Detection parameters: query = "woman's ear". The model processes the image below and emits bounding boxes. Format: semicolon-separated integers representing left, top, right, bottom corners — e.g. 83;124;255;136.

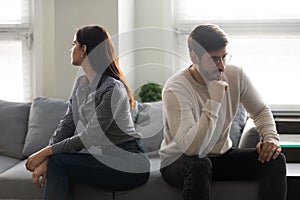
81;45;87;56
190;51;200;65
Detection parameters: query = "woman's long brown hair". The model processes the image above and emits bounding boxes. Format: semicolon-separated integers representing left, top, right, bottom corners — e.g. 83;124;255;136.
76;25;134;109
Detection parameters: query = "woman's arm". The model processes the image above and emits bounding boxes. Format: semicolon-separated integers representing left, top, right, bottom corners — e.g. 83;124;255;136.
51;80;131;153
25;146;53;172
31;159;48;188
49;99;76;145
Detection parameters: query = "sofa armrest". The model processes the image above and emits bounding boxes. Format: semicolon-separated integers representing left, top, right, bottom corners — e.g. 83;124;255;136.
238;119;260;148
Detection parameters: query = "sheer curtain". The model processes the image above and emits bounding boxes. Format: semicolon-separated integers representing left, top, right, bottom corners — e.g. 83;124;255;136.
0;0;31;102
173;0;300;107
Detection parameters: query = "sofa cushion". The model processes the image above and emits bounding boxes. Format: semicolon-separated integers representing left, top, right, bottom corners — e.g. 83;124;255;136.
134;101;163;156
115;169;182;200
133;102;247;154
0;160;43;199
230;104;247;147
131;101;139;123
115;157;259;200
0;100;31;159
238;119;260;148
22;97;68;157
0;155;21;174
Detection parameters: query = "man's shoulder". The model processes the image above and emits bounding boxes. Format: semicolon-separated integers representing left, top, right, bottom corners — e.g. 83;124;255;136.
225;64;242;73
224;65;244;79
165;68;190;87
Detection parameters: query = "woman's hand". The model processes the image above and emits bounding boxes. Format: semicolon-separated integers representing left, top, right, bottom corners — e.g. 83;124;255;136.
32;159;48;188
26;146;53;172
256;141;282;163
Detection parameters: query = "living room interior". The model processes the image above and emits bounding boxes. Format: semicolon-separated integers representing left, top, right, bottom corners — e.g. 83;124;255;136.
0;0;300;200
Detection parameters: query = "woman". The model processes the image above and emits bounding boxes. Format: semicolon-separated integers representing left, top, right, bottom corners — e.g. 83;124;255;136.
25;25;150;200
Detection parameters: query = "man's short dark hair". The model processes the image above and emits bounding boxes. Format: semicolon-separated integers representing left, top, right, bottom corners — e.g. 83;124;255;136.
188;24;228;57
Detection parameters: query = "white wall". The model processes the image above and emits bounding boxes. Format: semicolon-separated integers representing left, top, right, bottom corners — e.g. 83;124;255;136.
118;0;136;91
34;0;118;99
33;0;175;99
133;0;174;91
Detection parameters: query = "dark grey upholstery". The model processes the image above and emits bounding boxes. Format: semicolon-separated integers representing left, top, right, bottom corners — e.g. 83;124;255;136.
23;97;68;157
0;156;20;174
0;160;43;199
116;157;258;200
0;100;31;159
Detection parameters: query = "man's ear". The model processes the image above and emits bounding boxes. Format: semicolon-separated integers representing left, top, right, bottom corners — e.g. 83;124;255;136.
190;51;200;65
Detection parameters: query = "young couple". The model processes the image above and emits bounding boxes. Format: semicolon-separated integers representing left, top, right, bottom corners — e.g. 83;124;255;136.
26;24;286;200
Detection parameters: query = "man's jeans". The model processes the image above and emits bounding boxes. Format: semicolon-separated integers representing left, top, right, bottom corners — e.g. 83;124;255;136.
161;148;287;200
43;151;150;200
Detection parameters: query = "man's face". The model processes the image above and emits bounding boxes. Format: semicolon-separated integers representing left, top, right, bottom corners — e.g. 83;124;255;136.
198;47;228;81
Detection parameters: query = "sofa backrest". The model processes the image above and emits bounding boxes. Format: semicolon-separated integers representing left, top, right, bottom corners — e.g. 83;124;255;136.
131;101;163;156
0;100;31;159
0;97;249;160
22;97;68;157
131;101;248;156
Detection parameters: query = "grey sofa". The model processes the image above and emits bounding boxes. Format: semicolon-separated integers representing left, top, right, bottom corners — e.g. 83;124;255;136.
0;97;259;200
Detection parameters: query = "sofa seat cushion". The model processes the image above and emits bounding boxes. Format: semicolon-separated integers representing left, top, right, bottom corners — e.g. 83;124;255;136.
0;160;43;199
115;170;182;200
115;157;259;200
0;100;31;159
0;155;21;174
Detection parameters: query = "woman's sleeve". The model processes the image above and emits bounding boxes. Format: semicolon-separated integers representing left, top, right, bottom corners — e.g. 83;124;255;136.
49;76;85;154
51;82;129;154
49;99;84;154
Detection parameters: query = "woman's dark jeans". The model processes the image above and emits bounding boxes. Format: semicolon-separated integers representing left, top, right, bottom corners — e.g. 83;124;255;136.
161;148;287;200
43;140;150;200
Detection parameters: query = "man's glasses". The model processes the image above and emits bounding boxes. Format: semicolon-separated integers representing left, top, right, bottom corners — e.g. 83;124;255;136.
205;53;232;66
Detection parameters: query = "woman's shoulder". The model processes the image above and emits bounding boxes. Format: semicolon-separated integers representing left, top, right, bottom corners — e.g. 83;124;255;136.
100;75;124;89
71;75;88;92
96;75;126;97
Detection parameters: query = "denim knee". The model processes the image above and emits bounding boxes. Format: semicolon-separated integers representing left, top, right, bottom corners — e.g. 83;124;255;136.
184;156;212;179
271;153;286;175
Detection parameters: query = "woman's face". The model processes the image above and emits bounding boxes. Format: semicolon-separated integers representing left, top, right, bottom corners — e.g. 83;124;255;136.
70;34;84;66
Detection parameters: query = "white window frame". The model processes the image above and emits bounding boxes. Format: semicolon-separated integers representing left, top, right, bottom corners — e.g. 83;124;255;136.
0;0;32;102
173;0;300;110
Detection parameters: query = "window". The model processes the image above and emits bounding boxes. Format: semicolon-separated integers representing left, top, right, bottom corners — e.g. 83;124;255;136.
174;0;300;106
0;0;31;102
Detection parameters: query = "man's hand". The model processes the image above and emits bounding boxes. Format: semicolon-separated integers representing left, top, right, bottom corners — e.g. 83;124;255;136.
256;141;281;163
208;80;228;102
32;159;48;188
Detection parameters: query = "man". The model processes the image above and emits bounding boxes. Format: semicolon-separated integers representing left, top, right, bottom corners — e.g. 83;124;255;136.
159;24;286;200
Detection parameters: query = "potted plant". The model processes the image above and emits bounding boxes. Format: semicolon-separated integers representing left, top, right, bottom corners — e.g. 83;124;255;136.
138;82;163;103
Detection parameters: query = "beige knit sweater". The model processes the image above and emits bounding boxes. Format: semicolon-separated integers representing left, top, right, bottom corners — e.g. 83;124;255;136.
159;65;279;166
